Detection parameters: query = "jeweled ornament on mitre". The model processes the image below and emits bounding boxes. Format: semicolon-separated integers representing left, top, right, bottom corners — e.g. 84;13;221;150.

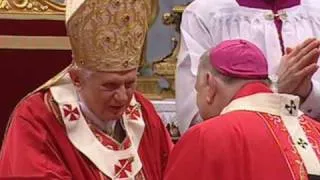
66;0;150;72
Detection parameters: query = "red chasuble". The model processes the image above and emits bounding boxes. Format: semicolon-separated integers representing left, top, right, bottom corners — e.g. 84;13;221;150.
0;89;173;179
165;83;320;180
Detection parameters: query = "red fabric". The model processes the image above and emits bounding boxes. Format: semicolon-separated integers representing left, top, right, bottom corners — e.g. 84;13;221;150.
259;113;309;179
89;125;132;151
0;20;66;36
0;18;70;144
164;82;320;180
301;116;320;159
236;0;300;10
232;82;273;99
0;49;71;144
0;91;173;179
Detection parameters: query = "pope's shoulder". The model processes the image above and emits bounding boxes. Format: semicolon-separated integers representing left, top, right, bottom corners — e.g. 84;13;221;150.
11;91;49;117
8;90;61;128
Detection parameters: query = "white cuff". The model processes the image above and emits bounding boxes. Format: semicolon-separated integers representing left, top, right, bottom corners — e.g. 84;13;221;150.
301;80;320;119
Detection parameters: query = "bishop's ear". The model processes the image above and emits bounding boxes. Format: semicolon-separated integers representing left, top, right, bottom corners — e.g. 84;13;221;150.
206;72;217;104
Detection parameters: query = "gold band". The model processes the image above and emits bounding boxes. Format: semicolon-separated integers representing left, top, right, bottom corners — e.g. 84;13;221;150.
0;35;70;50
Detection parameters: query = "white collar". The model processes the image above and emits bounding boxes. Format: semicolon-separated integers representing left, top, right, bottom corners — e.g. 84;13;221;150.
49;74;145;179
221;93;301;117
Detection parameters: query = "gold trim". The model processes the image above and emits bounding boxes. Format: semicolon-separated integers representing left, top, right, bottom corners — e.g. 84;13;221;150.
0;0;159;25
137;76;175;100
148;0;159;27
152;5;186;76
0;0;65;14
0;35;70;50
172;5;185;14
0;0;178;100
0;13;64;20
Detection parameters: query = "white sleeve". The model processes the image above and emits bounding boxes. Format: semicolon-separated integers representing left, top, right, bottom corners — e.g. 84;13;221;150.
284;2;320;120
177;10;213;76
176;9;212;134
300;80;320;119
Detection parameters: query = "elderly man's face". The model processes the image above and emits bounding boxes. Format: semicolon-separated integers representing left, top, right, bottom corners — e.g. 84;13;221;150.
72;68;137;121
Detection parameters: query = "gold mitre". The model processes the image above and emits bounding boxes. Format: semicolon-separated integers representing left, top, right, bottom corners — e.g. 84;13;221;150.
66;0;150;72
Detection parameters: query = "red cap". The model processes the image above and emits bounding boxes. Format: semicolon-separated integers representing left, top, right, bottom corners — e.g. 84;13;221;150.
209;39;268;79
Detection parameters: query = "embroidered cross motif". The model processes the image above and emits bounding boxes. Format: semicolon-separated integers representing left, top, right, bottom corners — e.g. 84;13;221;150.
297;138;308;149
114;157;134;178
62;104;80;121
285;100;297;115
126;104;140;120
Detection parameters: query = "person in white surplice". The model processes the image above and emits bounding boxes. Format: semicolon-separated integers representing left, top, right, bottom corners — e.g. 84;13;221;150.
176;0;320;134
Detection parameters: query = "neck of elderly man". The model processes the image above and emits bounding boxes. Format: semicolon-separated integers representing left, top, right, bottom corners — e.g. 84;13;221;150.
196;52;271;120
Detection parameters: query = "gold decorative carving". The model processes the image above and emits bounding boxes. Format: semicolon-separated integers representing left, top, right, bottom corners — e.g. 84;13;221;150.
0;0;9;10
137;76;175;100
153;37;178;76
152;5;185;76
136;5;186;99
141;4;186;99
148;0;159;27
0;0;159;21
0;0;188;100
0;0;65;14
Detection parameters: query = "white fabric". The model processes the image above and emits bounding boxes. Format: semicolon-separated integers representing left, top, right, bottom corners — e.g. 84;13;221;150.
176;0;320;134
65;0;86;23
152;100;176;125
221;93;320;175
49;75;145;179
301;80;320;118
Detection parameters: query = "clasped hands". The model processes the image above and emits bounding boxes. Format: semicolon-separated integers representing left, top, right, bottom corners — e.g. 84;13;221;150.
277;38;320;103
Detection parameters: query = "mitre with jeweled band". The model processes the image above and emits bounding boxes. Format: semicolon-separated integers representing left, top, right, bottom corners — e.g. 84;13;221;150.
33;0;151;92
66;0;150;72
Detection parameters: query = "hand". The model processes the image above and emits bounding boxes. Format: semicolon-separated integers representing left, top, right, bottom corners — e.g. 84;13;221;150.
277;38;320;101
